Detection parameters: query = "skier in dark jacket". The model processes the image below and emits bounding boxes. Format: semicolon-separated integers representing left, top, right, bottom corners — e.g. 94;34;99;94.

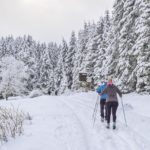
96;81;108;122
101;78;122;129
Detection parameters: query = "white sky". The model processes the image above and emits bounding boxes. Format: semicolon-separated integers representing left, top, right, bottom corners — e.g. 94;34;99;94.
0;0;114;43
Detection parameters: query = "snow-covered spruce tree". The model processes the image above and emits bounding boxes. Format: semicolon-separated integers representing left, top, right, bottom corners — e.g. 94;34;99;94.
66;31;77;90
99;0;150;93
103;10;111;49
31;42;43;90
97;1;131;92
105;0;150;93
111;0;138;93
72;22;96;90
83;21;103;77
71;42;80;91
58;39;69;93
77;22;91;72
71;26;88;90
131;0;150;93
0;36;14;58
0;56;28;100
13;36;23;57
39;43;50;92
54;45;67;95
0;37;6;58
100;0;125;82
94;11;112;83
24;35;37;87
82;22;96;78
15;35;37;91
47;42;59;94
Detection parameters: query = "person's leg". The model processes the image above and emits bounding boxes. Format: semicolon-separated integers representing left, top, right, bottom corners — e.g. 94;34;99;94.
101;101;105;118
112;102;118;129
100;100;102;117
100;100;105;121
106;102;111;128
112;102;118;122
104;101;107;120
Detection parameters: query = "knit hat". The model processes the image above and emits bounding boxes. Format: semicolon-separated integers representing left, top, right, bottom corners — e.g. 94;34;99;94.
107;76;113;85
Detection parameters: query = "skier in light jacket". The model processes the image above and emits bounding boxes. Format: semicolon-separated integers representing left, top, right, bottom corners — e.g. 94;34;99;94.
96;80;108;122
101;78;122;129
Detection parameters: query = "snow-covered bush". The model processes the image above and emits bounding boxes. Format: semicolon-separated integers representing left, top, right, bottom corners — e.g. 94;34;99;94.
0;56;28;100
0;106;30;142
29;89;43;98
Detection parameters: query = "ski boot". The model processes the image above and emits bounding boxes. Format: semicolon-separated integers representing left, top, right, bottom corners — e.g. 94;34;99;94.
106;123;110;129
101;117;104;122
113;122;116;130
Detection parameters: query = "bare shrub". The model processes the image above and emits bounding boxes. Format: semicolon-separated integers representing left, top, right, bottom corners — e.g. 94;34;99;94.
0;106;31;142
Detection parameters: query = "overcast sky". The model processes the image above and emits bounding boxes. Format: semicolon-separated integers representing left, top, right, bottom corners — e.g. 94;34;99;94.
0;0;114;43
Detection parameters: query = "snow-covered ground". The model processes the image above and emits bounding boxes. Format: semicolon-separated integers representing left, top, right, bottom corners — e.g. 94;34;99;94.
0;92;150;150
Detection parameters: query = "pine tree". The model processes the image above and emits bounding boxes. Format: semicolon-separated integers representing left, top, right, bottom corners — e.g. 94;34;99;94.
94;13;111;83
48;42;59;94
58;39;68;93
54;45;65;95
112;0;137;92
66;31;77;89
132;0;150;93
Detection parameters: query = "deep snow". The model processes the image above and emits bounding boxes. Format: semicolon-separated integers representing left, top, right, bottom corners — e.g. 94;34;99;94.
0;92;150;150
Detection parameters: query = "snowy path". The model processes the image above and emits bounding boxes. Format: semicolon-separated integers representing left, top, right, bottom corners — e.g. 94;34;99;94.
0;96;89;150
62;93;150;150
0;92;150;150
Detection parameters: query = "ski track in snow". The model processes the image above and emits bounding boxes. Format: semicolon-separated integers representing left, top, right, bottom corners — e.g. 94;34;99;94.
53;99;89;150
0;92;150;150
62;93;150;150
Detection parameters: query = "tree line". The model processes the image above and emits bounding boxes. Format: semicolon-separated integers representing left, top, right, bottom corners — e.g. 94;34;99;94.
0;0;150;98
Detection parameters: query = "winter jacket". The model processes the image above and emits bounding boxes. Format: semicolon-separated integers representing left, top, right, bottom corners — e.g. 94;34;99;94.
101;84;122;102
96;84;107;100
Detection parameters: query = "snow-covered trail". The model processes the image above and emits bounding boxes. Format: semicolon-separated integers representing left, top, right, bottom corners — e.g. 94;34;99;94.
0;92;150;150
0;96;89;150
61;92;150;150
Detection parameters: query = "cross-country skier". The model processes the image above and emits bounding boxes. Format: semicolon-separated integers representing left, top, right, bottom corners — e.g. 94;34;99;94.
101;77;122;129
96;80;108;122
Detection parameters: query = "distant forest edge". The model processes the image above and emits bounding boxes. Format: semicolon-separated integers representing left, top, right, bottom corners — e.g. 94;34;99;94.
0;0;150;98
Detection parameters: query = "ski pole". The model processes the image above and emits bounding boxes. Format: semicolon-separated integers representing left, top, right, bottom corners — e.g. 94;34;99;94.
92;95;98;118
92;94;99;119
92;101;98;128
121;97;127;127
92;94;99;128
92;95;97;122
